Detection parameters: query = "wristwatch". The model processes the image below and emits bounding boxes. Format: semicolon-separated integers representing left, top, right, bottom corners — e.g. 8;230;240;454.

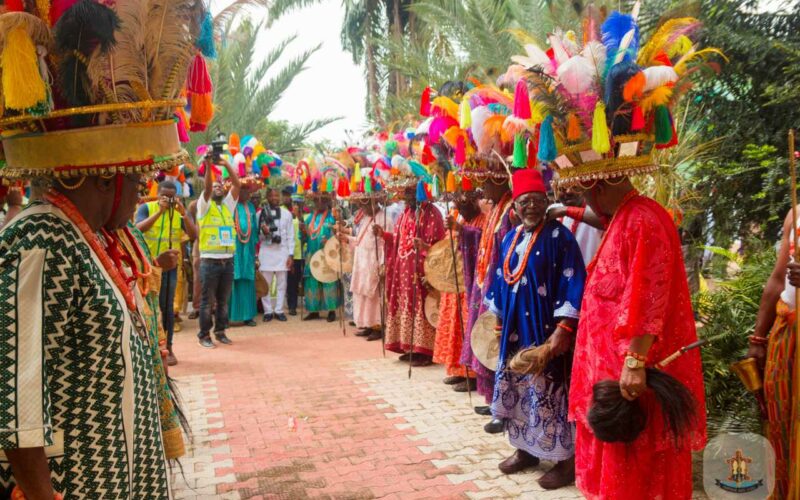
624;355;646;370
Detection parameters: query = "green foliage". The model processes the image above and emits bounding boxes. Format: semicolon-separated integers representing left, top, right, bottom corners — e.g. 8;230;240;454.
190;17;340;155
693;246;775;435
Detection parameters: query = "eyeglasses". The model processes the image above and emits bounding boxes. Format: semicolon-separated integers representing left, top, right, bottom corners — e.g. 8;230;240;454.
515;197;548;209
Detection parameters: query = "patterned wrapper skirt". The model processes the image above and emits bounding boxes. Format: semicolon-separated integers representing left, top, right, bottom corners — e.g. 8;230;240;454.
765;299;800;500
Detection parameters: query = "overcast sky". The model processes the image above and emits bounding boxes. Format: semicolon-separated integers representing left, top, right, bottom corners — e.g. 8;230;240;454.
213;0;368;145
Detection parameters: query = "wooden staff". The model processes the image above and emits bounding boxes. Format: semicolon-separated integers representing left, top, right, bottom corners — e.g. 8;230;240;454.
408;204;421;379
789;129;800;489
335;199;346;336
445;195;472;406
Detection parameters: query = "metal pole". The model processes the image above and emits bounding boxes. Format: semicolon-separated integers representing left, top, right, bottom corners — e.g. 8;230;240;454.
408;205;421;379
371;195;386;358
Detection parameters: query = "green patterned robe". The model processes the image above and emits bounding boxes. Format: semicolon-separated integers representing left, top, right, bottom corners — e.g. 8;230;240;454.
304;211;341;312
0;202;170;498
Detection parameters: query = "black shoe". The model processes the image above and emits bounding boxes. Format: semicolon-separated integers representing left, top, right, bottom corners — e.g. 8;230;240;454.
399;353;411;362
188;311;199;320
288;309;297;316
303;312;320;321
198;336;215;348
474;406;492;416
366;330;383;341
453;379;477;392
215;333;233;345
349;320;356;327
275;313;287;322
326;311;336;322
443;376;466;385
484;418;504;434
244;320;257;327
263;313;273;323
355;329;371;337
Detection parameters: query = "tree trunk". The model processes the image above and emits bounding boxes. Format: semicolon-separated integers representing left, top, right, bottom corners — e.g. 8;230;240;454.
365;1;383;126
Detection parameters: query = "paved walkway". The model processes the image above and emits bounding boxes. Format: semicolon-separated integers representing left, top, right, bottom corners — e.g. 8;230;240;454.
168;316;584;499
169;316;711;499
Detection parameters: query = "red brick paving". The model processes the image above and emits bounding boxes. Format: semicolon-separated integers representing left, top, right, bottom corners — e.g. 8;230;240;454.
171;317;480;499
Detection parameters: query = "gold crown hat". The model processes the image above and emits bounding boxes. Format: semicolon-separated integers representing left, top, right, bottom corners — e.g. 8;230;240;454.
0;0;217;180
508;3;723;189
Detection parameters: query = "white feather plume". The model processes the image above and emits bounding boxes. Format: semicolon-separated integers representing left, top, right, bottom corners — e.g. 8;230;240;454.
557;55;597;95
643;66;679;92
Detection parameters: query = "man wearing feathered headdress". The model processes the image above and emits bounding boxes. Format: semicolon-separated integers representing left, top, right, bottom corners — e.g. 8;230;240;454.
0;0;215;495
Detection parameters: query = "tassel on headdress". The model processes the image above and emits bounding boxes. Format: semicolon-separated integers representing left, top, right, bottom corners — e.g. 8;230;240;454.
431;175;441;198
187;53;214;130
459;98;471;129
420;86;432;117
454;135;466;166
513;134;528;168
445;171;457;193
416;179;428;203
461;176;473;191
630;104;645;131
592;102;611;154
537;115;557;162
566;113;582;142
1;26;48;112
654;105;673;145
195;10;216;58
503;79;532;135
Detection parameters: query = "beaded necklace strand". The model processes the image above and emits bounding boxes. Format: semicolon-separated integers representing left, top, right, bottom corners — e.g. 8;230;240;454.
45;190;139;311
308;210;329;238
503;223;543;285
234;202;252;244
476;192;512;288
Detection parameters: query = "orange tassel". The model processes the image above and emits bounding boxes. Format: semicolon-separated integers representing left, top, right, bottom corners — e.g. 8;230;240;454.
190;92;214;128
567;113;582;141
623;72;646;102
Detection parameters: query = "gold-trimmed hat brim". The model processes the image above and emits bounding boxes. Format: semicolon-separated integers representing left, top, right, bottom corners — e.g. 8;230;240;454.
1;120;185;178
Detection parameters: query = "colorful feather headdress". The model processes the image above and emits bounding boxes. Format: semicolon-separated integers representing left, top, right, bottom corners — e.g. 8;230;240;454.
509;2;723;188
0;0;216;179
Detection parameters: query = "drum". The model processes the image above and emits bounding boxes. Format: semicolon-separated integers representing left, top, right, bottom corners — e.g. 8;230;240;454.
424;290;441;328
424;238;464;293
309;250;339;283
323;237;354;275
471;311;501;371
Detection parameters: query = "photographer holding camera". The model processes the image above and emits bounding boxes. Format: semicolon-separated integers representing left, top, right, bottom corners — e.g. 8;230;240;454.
135;179;198;366
257;188;295;322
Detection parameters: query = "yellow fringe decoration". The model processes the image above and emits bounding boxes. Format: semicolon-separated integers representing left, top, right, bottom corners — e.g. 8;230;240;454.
591;102;611;154
1;27;47;111
459;99;471;129
35;0;51;26
637;17;699;66
530;101;546;124
674;47;728;74
639;85;673;114
567;113;582;142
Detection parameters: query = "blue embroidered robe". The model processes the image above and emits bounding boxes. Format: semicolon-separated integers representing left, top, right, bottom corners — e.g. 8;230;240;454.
486;220;586;460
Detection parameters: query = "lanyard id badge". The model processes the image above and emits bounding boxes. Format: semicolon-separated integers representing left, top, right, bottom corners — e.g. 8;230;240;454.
218;226;234;246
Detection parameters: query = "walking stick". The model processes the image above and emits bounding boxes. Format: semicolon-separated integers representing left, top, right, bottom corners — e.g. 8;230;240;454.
788;129;800;485
371;195;387;358
445;196;472;406
336;200;347;337
408;204;421;379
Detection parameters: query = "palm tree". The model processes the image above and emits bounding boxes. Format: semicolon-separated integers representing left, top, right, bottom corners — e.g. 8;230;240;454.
192;17;340;153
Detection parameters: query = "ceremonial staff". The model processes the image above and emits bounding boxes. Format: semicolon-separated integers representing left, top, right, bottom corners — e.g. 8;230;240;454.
335;197;347;336
408;182;424;379
441;173;472;405
790;129;799;341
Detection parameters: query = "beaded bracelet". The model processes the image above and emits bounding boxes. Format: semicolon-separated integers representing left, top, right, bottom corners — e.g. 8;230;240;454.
565;206;586;222
748;335;768;346
624;350;648;362
556;322;575;334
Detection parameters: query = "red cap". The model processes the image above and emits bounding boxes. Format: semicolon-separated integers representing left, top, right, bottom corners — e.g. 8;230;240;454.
512;168;546;200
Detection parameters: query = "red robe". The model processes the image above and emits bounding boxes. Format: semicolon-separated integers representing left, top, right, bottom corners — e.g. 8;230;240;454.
569;195;706;500
384;203;445;355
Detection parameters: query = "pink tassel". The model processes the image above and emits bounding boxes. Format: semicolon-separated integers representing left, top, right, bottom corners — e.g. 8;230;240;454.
454;136;466;166
512;80;531;120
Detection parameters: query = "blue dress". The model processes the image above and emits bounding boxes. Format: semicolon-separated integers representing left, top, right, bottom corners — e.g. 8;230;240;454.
229;201;258;322
486;220;586;461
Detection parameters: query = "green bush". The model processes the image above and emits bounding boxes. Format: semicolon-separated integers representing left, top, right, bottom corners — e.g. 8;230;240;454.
693;245;775;436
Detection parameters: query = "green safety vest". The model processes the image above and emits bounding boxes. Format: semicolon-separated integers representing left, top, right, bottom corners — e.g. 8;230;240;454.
199;200;236;255
142;201;184;257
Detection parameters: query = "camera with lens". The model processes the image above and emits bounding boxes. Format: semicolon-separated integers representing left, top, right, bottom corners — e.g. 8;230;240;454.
209;132;226;162
259;206;281;245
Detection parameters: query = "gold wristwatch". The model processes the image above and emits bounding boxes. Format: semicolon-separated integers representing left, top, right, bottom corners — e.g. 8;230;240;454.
624;355;646;370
